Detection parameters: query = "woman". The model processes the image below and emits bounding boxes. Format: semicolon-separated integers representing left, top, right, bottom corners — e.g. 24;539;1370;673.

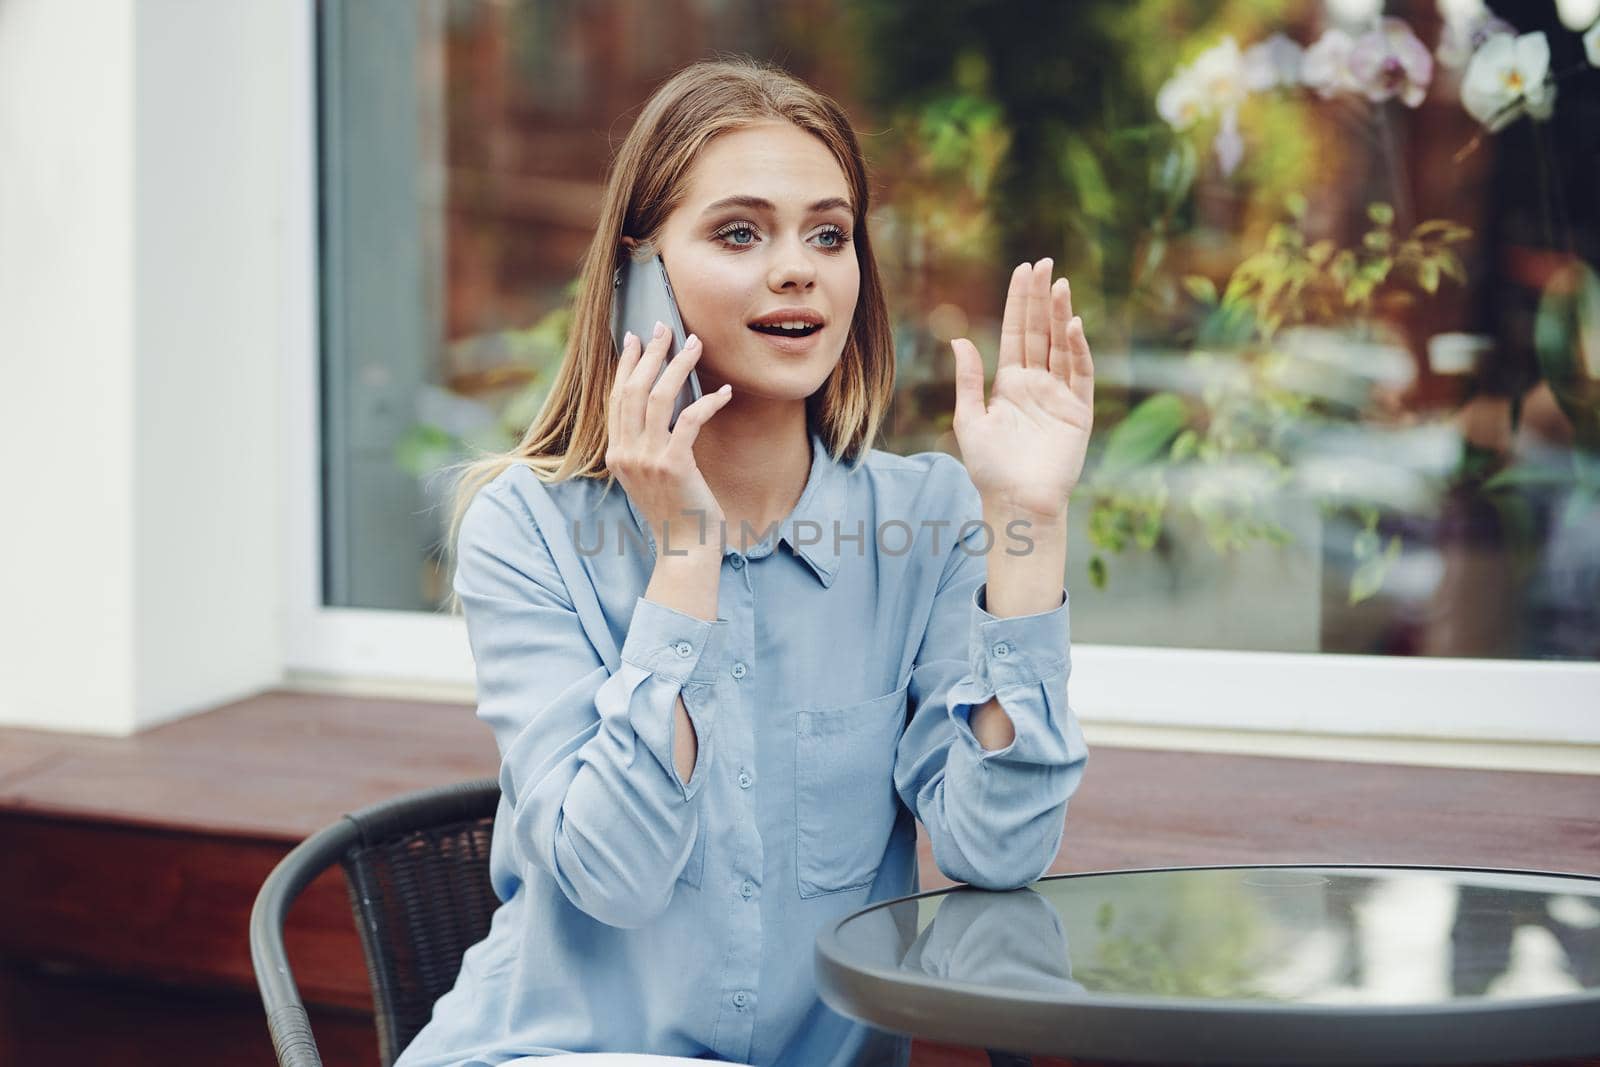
396;56;1094;1067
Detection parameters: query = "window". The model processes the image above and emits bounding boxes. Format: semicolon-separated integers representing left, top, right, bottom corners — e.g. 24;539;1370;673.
304;0;1600;735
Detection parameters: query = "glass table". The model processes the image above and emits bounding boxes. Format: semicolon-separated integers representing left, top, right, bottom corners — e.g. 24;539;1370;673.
814;865;1600;1065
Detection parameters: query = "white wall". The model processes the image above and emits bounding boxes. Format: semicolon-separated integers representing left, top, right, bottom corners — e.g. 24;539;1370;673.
0;0;301;734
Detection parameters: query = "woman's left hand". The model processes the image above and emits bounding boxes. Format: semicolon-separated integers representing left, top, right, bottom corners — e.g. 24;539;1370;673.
950;258;1096;520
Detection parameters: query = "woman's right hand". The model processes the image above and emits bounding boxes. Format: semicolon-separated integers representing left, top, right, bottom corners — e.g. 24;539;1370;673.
606;320;733;555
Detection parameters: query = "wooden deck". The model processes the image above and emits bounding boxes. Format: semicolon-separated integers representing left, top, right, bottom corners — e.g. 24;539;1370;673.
1;689;1595;1065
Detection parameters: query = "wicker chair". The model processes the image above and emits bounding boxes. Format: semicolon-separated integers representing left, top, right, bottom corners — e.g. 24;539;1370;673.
249;778;503;1067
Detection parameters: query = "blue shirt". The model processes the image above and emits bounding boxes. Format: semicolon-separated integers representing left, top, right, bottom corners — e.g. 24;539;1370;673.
395;428;1089;1067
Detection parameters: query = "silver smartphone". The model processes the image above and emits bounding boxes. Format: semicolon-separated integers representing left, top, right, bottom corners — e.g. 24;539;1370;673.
611;250;702;431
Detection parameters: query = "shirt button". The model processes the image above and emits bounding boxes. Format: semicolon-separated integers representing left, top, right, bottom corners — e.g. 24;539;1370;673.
732;991;750;1009
737;770;753;789
674;640;694;658
729;555;745;569
992;641;1011;658
740;879;756;900
731;661;747;679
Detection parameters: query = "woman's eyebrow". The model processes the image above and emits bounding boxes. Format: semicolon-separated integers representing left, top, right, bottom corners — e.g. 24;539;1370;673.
699;194;853;217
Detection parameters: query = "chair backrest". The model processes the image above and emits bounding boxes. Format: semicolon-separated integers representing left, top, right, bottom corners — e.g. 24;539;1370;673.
340;780;503;1065
251;778;502;1067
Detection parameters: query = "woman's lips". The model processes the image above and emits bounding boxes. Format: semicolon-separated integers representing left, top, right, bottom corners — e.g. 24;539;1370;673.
747;324;824;354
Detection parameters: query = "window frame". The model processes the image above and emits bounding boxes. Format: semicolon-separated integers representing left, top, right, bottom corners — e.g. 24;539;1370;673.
282;2;1600;743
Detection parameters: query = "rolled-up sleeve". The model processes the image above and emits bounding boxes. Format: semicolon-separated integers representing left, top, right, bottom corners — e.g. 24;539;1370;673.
892;523;1089;891
454;482;732;929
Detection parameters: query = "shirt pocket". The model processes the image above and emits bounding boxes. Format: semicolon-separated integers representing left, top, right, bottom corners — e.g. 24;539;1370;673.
794;680;911;898
678;814;707;890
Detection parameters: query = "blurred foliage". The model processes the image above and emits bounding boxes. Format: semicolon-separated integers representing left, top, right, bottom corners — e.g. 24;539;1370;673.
1084;198;1471;603
1080;879;1270;998
849;0;1471;604
395;280;577;478
401;0;1596;628
1484;259;1600;531
1205;199;1472;342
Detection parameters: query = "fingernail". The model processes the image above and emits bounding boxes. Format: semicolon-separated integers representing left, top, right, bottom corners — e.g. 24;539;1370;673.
622;330;636;347
653;321;666;338
685;333;699;348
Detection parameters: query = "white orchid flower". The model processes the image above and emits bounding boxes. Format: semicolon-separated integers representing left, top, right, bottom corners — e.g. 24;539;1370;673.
1460;31;1556;130
1349;17;1435;106
1303;28;1362;97
1157;65;1208;130
1190;36;1250;110
1158;36;1247;132
1437;8;1516;70
1243;33;1305;91
1214;105;1244;176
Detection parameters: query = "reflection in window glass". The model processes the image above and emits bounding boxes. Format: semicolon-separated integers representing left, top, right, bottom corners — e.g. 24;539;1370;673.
319;0;1600;662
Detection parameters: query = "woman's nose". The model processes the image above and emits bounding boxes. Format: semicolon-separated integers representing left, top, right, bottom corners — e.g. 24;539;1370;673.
766;238;817;291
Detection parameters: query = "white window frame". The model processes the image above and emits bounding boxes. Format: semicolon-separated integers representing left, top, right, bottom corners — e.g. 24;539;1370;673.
278;4;1600;746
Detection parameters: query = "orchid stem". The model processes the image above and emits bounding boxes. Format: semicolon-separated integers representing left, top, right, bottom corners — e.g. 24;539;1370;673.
1374;103;1411;232
1531;122;1558;254
1536;119;1574;257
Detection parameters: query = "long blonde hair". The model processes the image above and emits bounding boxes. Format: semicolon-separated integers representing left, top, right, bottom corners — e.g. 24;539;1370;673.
438;56;896;614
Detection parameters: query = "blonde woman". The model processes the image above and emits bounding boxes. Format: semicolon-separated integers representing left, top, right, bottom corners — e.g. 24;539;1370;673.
396;55;1094;1067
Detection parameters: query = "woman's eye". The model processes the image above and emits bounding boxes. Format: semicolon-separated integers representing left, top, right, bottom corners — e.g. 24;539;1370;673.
714;222;851;250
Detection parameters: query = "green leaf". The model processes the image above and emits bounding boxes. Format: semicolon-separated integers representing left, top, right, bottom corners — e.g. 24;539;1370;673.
1182;276;1218;305
1413;219;1470;241
1330;250;1357;284
394;423;460;478
1134;508;1163;550
1286;192;1308;220
1482;464;1578;492
1418;260;1440;294
1170;428;1199;462
1061;137;1116;223
1353;525;1379;559
1367;202;1394;226
1533;260;1600;452
1348;536;1401;604
1088;555;1108;589
1098;393;1189;478
1157;141;1198;214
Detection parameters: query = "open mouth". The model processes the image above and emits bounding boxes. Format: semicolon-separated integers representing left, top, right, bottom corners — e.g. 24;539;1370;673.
749;323;822;338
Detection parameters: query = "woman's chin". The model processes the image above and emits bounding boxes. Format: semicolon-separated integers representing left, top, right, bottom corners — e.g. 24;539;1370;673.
703;343;839;400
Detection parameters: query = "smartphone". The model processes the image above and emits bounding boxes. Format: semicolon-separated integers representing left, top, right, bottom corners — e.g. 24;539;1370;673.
611;250;702;431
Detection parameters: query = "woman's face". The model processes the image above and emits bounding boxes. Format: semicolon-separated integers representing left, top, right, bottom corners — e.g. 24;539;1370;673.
644;120;861;404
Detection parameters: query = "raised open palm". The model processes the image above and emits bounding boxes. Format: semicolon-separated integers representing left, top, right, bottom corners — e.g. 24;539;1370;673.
950;258;1096;519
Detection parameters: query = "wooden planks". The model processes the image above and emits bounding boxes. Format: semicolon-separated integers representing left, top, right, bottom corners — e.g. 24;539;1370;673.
1;688;1596;1066
0;690;501;839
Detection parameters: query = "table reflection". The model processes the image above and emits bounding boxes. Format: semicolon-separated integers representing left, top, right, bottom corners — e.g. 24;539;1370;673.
846;867;1600;1005
825;867;1600;1064
902;887;1086;995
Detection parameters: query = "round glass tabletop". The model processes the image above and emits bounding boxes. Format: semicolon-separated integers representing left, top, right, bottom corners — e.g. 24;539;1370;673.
814;865;1600;1064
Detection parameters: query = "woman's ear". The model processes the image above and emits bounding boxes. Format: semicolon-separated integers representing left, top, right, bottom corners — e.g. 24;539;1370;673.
620;235;639;251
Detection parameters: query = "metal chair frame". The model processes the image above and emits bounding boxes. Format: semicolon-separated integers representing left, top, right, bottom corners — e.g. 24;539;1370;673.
249;777;502;1067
